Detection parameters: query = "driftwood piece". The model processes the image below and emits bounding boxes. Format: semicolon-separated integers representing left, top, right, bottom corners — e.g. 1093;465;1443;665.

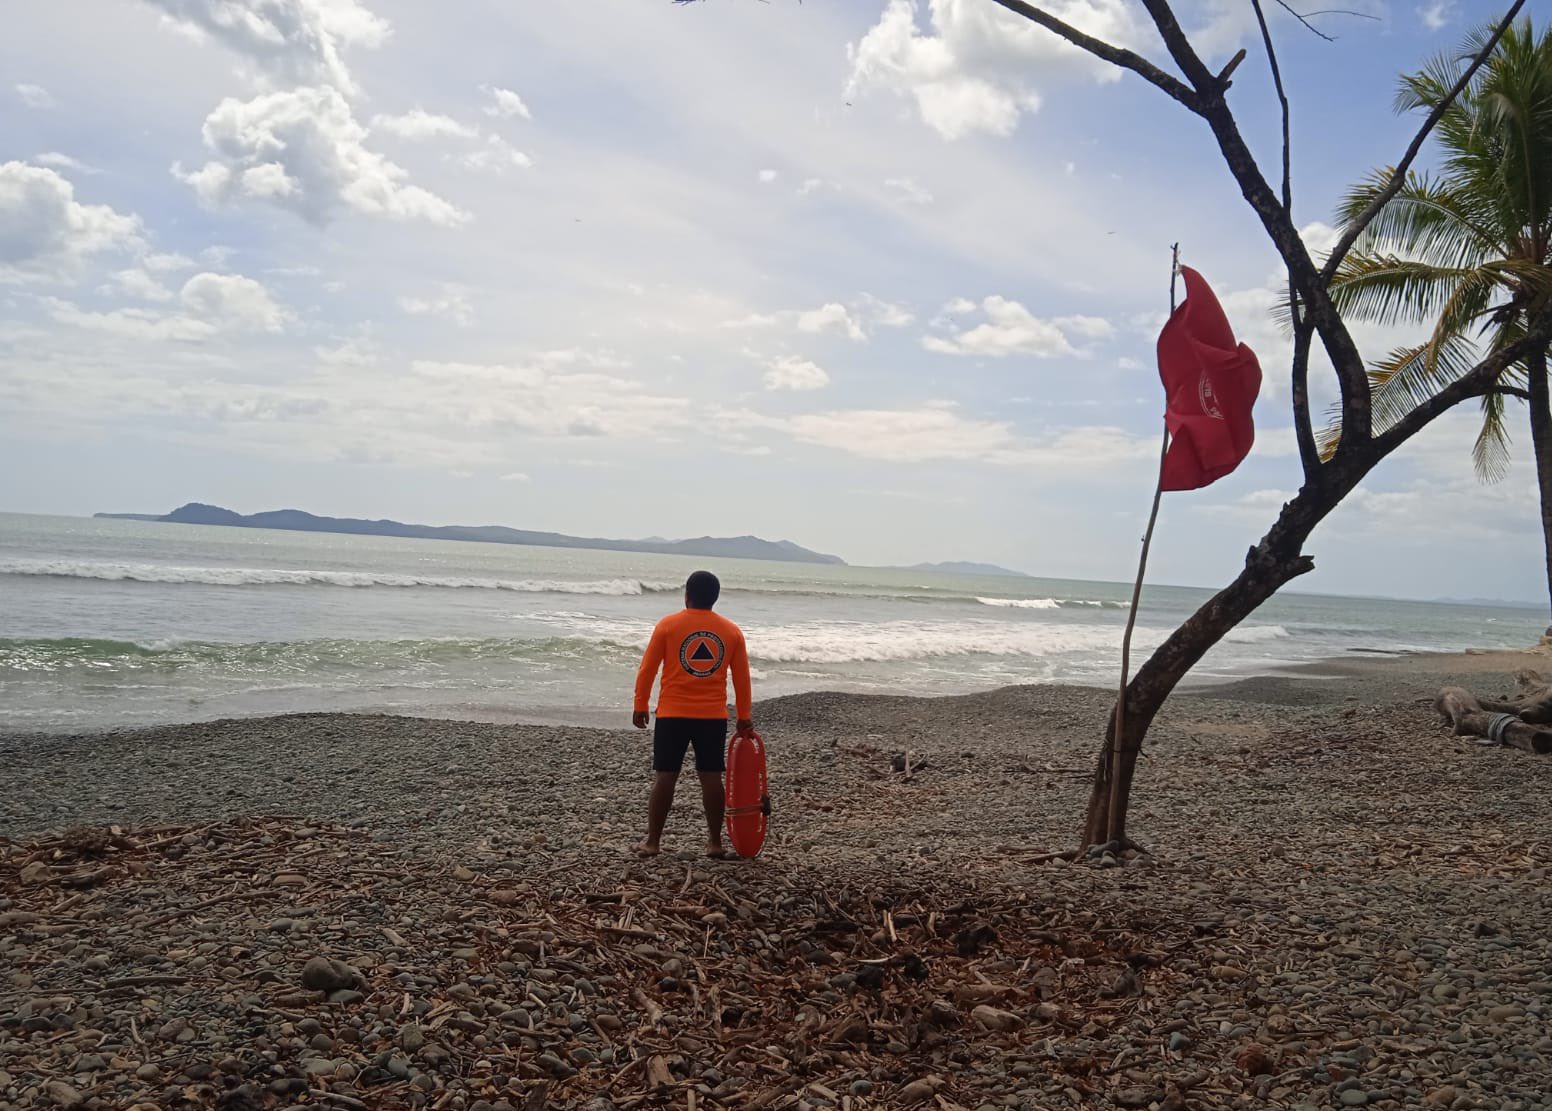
1471;669;1552;724
1436;686;1552;754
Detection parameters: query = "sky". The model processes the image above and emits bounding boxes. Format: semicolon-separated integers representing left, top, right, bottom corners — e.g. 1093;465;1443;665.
1;0;1544;603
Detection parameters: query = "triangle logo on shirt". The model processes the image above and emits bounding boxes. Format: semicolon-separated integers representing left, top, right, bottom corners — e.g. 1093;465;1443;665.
679;631;726;677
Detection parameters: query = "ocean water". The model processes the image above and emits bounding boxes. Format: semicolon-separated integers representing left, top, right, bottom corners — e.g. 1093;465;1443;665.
0;512;1542;732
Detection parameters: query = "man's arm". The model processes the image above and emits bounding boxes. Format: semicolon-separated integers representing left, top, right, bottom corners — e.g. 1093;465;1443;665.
730;630;753;732
633;624;665;728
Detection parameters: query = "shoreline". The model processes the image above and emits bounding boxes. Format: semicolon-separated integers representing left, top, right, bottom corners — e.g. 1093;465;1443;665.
5;644;1548;743
5;646;1551;843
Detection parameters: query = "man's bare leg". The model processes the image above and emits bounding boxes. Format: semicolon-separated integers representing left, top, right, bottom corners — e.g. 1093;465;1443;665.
699;770;726;857
637;771;678;857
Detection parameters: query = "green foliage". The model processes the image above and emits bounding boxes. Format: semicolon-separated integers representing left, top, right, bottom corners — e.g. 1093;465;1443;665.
1323;16;1552;481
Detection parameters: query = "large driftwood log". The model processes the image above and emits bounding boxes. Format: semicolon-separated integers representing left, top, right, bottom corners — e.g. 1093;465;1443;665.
1471;669;1552;724
1436;686;1552;754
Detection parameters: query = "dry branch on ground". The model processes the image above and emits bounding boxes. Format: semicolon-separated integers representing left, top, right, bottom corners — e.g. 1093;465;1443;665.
1437;671;1552;754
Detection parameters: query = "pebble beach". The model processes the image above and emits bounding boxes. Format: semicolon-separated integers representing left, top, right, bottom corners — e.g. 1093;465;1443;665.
3;649;1551;1111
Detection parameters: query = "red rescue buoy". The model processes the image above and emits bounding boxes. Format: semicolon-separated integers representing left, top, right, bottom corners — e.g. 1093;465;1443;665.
724;728;769;858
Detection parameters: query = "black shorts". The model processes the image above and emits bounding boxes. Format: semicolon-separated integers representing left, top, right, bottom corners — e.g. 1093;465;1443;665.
653;717;727;774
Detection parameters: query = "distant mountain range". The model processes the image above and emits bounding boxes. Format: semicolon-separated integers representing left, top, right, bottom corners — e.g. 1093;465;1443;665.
907;561;1030;578
95;503;847;565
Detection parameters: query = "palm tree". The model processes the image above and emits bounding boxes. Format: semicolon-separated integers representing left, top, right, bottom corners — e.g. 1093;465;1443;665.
1322;16;1552;616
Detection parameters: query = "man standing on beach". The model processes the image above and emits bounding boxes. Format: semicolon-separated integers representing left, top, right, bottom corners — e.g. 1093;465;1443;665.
632;570;752;858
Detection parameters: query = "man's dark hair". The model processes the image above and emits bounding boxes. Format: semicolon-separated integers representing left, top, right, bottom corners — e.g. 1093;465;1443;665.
685;570;720;609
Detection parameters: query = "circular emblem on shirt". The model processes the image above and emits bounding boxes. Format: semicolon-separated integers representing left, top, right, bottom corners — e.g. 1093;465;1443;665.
679;631;726;678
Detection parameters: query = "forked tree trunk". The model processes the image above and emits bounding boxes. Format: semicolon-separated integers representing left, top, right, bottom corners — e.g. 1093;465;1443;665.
1082;461;1371;848
1527;345;1552;624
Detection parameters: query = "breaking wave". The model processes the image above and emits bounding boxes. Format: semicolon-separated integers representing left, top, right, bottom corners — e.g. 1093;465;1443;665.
976;596;1128;610
976;597;1061;610
0;559;678;596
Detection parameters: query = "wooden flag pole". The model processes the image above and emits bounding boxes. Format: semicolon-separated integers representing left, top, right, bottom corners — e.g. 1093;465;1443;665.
1107;243;1180;847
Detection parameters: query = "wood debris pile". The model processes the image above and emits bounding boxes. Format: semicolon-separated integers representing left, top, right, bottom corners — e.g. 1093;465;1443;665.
1437;669;1552;754
3;817;1230;1111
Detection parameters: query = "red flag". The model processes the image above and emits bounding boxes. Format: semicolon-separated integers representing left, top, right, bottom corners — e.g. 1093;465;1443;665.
1156;266;1262;492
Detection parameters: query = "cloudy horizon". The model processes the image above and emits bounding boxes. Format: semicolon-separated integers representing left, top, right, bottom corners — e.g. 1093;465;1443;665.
3;0;1546;605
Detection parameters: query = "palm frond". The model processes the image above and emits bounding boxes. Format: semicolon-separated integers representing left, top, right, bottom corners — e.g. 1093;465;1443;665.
1429;263;1511;347
1317;334;1485;460
1336;171;1504;267
1472;388;1513;483
1329;255;1502;328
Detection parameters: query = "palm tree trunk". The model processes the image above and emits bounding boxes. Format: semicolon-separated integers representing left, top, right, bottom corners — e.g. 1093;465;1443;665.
1528;344;1552;623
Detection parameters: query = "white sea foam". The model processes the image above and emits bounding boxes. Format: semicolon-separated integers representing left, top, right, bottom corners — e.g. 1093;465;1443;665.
751;620;1134;663
1223;624;1290;643
751;620;1292;663
976;596;1129;610
536;612;1224;666
0;559;674;595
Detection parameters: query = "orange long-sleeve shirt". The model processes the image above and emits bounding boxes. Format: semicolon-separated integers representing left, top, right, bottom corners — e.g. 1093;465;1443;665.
634;608;752;720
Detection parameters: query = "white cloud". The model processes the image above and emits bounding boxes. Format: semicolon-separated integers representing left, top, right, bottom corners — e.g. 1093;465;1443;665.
372;109;477;140
789;403;1011;461
723;296;909;341
459;135;533;173
884;176;934;205
775;400;1154;467
924;295;1111;358
142;0;390;97
721;312;782;330
107;268;176;302
34;153;96;174
500;471;531;482
44;299;221;342
315;333;378;366
0;162;142;282
15;83;57;109
845;0;1142;139
175;87;468;226
858;293;915;328
482;85;532;120
399;284;474;326
1056;314;1114;340
758;169;779;184
180;272;289;332
797;302;866;342
410;357;689;439
43;271;288;342
942;296;977;315
797;178;828;196
1420;0;1456;31
144;251;196;273
764;355;831;391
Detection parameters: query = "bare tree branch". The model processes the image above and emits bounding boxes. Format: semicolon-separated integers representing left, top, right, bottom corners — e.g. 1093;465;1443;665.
1274;0;1334;42
1493;385;1534;401
1291;320;1321;476
984;0;1199;110
1297;7;1382;18
1321;0;1527;283
1252;0;1293;221
1249;0;1319;476
1135;0;1220;92
1130;0;1373;442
